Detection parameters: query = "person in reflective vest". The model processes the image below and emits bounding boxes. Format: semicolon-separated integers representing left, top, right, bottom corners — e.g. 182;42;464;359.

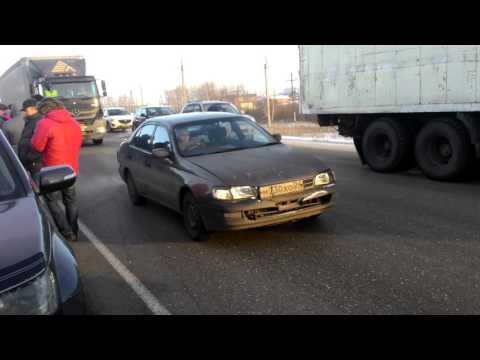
44;88;59;97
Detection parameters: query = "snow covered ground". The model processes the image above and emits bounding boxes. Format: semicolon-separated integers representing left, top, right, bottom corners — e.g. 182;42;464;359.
282;133;353;144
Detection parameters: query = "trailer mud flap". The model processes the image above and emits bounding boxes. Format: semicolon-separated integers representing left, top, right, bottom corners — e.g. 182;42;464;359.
353;137;366;164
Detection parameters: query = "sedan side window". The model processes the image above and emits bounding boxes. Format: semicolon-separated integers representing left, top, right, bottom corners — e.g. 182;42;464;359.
183;104;194;113
192;104;202;112
133;124;156;152
152;126;171;150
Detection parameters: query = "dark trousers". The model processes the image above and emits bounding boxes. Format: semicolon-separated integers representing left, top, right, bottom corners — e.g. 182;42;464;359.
45;185;79;236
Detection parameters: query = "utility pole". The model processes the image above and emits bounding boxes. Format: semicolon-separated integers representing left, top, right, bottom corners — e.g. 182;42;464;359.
181;58;186;107
264;58;271;127
129;90;134;113
290;72;295;101
271;89;275;123
286;72;298;122
140;86;144;106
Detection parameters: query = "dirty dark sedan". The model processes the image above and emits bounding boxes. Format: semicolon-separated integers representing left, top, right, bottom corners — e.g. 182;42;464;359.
117;112;336;240
0;131;85;314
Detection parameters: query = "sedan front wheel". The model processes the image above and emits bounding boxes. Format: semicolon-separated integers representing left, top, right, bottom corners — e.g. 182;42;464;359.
126;172;146;206
182;193;208;241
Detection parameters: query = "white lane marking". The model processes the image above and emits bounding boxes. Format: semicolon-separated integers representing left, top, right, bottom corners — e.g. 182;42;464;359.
78;221;171;315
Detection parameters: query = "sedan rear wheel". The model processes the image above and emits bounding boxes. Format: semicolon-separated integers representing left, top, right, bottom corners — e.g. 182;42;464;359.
182;193;208;241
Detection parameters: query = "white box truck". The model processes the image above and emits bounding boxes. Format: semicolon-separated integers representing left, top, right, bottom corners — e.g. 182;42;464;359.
299;45;480;180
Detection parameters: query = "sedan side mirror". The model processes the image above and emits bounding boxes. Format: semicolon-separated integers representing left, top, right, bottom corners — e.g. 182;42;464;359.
38;165;76;195
272;133;282;142
152;147;171;159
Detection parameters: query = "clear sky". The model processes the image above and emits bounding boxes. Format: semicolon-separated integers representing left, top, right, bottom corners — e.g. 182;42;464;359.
0;45;299;105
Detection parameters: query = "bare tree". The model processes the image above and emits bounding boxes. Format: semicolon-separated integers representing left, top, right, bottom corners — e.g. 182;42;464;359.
165;86;184;112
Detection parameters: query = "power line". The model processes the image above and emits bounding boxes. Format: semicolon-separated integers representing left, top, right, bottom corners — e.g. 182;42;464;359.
286;72;299;101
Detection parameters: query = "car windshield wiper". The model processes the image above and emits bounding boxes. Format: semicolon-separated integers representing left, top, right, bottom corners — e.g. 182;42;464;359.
251;142;280;148
185;142;280;157
186;146;248;157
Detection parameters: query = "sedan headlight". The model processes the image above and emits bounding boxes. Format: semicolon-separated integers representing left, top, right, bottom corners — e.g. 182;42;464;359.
0;269;58;315
314;171;333;186
212;186;257;200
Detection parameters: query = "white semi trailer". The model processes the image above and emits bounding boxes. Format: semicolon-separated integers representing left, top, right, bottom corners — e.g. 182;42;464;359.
299;45;480;180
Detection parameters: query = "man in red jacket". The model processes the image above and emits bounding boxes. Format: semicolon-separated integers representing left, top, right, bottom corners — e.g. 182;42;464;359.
31;98;82;242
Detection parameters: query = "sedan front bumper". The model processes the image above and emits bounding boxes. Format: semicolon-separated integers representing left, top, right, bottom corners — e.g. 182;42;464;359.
198;185;336;231
111;122;132;129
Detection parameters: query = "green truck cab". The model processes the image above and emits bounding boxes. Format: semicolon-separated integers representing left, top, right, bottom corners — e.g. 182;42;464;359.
0;56;107;145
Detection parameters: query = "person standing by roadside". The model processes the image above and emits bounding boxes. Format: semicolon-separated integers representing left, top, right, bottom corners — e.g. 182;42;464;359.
0;103;13;144
31;98;82;242
18;99;44;180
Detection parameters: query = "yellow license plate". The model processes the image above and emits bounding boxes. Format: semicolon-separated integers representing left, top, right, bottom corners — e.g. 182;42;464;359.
260;180;304;199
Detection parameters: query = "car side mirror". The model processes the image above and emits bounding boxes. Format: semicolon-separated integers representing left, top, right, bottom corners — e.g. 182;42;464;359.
272;133;282;142
38;165;76;195
152;147;171;159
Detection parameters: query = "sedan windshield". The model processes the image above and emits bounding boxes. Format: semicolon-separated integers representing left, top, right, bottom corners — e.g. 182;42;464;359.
50;81;99;99
204;103;239;113
0;145;25;202
147;107;174;117
173;117;277;157
108;109;129;116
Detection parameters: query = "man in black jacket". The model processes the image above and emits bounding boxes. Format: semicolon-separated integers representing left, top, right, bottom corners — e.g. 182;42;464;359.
0;103;13;144
18;98;43;176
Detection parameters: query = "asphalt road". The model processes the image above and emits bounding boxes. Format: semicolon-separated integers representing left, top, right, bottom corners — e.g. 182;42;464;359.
70;131;480;314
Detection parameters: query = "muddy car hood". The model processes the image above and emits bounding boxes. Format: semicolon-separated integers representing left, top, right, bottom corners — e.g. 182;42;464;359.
185;143;329;186
0;197;45;290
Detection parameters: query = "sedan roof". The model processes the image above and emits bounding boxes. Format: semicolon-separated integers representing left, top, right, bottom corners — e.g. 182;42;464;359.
192;100;231;104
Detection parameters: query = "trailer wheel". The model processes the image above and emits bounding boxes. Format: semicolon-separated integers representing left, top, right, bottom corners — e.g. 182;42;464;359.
361;118;412;173
415;118;472;181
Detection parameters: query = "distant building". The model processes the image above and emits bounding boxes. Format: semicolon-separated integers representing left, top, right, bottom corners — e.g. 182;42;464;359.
271;94;291;106
232;94;258;112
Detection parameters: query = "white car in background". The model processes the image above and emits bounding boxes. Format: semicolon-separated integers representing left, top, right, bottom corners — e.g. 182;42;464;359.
181;101;257;122
103;107;134;132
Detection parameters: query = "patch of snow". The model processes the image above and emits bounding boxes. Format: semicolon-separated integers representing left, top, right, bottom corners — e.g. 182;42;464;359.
282;133;353;144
